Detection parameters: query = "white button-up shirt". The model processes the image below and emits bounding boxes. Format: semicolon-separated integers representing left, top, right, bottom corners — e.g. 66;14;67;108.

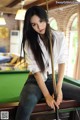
24;31;68;81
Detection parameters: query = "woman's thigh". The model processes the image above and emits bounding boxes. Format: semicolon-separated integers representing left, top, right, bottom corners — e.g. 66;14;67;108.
15;76;43;120
62;82;80;102
19;75;43;106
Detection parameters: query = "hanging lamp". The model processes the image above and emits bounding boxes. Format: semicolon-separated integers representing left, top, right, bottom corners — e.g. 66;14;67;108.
15;0;26;20
0;12;6;25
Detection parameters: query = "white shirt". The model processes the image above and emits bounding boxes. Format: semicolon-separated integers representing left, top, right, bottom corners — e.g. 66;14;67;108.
24;31;68;81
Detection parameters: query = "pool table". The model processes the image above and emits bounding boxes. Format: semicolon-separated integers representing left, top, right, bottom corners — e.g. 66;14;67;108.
0;70;29;103
0;71;80;120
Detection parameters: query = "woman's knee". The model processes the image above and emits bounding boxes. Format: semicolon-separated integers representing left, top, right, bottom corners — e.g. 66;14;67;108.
62;82;80;102
20;84;42;104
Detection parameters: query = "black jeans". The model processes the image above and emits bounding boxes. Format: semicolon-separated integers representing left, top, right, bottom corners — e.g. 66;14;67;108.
15;75;80;120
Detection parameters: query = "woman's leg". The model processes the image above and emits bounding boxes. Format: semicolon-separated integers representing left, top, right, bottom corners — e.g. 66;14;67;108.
15;76;43;120
62;82;80;102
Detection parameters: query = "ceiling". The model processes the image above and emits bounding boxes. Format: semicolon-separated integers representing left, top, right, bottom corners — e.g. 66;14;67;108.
0;0;79;14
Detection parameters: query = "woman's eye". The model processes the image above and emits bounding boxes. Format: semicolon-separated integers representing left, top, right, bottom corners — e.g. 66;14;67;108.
40;19;43;23
32;24;35;27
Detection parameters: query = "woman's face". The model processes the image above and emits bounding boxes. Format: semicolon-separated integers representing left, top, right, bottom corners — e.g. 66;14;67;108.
30;15;47;35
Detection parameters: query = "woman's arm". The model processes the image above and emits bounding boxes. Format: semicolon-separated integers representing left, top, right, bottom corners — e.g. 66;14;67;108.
57;63;65;89
34;72;58;110
53;32;68;106
56;63;65;106
24;42;58;109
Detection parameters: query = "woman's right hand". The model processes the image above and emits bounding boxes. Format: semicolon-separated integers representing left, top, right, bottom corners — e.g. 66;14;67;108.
45;94;57;111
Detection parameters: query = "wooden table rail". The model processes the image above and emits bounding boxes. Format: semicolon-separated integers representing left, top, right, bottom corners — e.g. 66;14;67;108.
0;100;80;120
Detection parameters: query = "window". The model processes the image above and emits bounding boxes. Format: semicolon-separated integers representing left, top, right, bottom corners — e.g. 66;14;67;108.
49;17;58;30
67;16;78;77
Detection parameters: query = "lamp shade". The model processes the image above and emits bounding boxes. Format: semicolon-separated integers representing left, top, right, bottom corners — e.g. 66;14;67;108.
77;0;80;1
0;17;6;25
15;9;26;20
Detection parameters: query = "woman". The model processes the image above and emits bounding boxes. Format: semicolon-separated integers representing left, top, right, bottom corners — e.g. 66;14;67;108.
15;6;80;120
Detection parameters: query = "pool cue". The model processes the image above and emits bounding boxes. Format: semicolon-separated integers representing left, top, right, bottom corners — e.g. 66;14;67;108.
46;0;60;120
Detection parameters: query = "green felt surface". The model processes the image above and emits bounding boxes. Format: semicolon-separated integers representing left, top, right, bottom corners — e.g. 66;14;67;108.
0;70;29;103
0;71;80;104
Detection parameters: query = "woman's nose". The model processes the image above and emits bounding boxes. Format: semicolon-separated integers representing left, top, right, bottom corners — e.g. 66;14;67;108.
37;24;42;30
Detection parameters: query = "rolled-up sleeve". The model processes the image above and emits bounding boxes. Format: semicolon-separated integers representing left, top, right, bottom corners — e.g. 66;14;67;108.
24;43;40;74
57;33;68;64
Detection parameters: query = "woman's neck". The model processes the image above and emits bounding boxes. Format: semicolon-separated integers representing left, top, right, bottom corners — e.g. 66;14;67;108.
39;34;48;49
39;34;44;39
39;34;45;42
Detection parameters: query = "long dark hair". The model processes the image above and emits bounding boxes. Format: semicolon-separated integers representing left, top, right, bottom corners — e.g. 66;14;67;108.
22;6;52;72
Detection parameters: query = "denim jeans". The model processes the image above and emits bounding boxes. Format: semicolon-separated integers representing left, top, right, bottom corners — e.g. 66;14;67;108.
15;75;80;120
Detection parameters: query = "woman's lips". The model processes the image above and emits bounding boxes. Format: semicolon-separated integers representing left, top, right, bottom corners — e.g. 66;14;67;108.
40;29;44;32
